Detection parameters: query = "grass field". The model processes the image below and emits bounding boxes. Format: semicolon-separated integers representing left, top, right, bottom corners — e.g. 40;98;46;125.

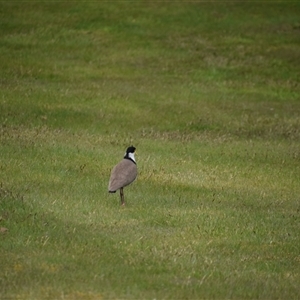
1;1;300;299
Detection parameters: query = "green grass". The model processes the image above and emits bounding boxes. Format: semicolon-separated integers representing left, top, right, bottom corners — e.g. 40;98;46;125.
1;1;300;299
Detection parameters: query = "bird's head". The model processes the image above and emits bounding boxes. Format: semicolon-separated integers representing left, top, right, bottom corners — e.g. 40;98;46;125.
124;146;136;163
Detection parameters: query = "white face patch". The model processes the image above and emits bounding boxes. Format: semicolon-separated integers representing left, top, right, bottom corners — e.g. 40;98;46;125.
128;152;136;162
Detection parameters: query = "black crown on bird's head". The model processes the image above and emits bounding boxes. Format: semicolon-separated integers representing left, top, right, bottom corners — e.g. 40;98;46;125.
126;146;136;154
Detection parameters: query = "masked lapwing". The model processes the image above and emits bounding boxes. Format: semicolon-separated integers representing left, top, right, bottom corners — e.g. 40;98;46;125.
108;146;137;206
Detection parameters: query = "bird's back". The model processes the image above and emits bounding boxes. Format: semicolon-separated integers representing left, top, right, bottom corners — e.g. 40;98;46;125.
108;159;137;192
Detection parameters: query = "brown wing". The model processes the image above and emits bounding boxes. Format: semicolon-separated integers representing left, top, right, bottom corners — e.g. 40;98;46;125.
108;159;137;192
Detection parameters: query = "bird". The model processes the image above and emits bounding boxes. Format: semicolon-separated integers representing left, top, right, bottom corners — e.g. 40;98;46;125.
108;146;137;206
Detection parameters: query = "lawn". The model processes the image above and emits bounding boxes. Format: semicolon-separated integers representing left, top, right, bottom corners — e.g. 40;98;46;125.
1;1;300;299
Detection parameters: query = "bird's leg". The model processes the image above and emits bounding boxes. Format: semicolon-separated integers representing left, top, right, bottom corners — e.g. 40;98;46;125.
120;187;125;206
